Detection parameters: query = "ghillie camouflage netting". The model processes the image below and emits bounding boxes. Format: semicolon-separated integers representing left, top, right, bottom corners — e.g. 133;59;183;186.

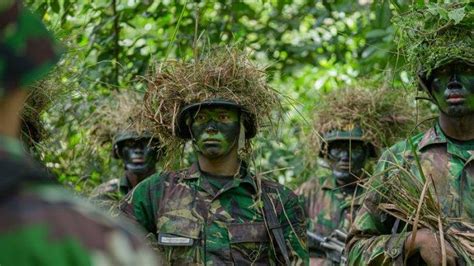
394;2;473;78
21;77;63;150
89;90;157;146
309;86;426;158
144;47;280;166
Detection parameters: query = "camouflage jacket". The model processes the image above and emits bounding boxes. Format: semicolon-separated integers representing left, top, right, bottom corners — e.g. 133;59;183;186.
120;162;309;265
0;0;61;95
296;175;363;265
91;176;132;201
0;135;159;265
347;124;474;265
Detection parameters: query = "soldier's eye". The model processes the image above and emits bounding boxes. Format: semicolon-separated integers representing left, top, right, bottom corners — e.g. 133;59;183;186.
219;114;230;121
195;114;207;122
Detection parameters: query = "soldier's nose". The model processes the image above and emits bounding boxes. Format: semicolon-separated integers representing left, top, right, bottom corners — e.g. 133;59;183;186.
447;74;462;90
205;123;218;134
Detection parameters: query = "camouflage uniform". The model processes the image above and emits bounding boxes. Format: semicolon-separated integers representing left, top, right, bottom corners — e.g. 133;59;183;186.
0;1;158;265
296;127;371;266
297;175;363;264
346;123;473;265
120;162;308;265
91;175;133;201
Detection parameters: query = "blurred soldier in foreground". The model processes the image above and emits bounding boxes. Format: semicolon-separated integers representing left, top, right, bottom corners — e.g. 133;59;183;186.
90;91;162;205
0;1;158;265
296;86;417;265
120;47;308;265
347;3;473;265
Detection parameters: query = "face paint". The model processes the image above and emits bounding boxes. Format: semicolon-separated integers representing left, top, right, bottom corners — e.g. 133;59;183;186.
429;62;474;117
326;140;368;184
120;138;159;180
190;106;240;159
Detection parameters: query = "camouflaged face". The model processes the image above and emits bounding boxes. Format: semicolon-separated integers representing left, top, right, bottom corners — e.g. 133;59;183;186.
346;124;474;265
120;163;309;265
0;0;61;96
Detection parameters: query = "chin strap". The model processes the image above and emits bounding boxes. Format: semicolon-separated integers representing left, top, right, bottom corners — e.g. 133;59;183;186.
237;114;246;158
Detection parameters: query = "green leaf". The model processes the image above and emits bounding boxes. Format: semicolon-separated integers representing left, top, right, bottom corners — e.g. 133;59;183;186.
50;0;60;13
448;7;465;24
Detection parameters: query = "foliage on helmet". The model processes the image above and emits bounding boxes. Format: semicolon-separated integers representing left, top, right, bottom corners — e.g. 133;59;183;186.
143;46;280;167
308;85;425;159
393;2;473;79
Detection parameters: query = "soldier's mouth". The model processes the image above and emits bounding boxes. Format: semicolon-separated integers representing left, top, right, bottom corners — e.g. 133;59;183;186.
131;158;145;164
337;163;351;170
446;91;466;104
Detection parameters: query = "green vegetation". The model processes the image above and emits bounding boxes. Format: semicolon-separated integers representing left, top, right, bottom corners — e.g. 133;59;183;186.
26;0;432;193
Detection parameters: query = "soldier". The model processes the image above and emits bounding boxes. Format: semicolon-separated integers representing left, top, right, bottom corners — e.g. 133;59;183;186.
90;91;163;205
120;47;308;265
347;3;473;265
296;87;416;265
91;131;161;201
0;1;158;265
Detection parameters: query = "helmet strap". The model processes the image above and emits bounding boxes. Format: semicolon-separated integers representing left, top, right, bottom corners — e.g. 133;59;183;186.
237;114;246;158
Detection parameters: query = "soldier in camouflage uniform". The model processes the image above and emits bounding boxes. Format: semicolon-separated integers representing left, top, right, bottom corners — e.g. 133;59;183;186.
0;1;158;265
91;131;161;202
347;3;473;265
296;127;373;266
296;87;414;266
120;48;308;265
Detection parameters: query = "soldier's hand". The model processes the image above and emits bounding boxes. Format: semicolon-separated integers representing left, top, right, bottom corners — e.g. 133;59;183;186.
405;228;458;266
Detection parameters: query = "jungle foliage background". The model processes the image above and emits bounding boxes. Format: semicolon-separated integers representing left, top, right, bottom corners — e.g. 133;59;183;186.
26;0;432;194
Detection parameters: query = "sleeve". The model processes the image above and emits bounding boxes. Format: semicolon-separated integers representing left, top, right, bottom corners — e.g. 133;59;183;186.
119;175;161;235
280;189;309;265
0;0;62;92
346;149;409;265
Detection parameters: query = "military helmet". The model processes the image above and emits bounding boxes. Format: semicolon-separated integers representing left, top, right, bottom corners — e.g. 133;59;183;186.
112;131;159;159
175;99;257;140
320;126;377;158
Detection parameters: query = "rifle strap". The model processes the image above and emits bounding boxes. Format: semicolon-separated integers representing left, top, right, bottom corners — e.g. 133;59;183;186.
262;187;291;266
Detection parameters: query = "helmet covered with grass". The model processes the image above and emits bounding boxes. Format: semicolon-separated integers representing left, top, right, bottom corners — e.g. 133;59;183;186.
393;2;473;89
144;46;279;163
309;85;417;161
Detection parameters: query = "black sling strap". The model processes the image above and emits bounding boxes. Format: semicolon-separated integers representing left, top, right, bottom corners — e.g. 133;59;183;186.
261;186;291;266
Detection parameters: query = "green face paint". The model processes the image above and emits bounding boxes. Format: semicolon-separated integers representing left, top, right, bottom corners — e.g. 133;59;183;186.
190;107;240;159
326;140;368;184
429;62;474;117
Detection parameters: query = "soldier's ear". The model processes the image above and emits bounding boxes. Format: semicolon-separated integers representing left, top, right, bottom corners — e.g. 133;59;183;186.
417;72;431;93
112;144;121;159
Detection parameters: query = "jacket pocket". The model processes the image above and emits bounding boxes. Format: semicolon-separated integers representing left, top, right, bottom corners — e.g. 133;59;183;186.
157;216;202;264
228;222;271;265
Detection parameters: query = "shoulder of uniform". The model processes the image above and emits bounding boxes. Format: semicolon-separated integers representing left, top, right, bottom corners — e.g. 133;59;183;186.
294;176;321;196
14;184;150;249
91;178;120;196
260;178;297;200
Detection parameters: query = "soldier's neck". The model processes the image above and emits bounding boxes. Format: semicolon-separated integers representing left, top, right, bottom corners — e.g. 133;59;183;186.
198;146;240;177
0;90;26;138
438;112;474;141
125;168;156;188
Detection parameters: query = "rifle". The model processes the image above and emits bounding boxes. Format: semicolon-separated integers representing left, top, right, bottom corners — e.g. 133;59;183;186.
307;229;347;265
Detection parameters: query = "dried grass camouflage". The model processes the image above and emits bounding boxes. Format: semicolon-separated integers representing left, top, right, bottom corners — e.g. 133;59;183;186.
308;85;424;159
143;47;280;167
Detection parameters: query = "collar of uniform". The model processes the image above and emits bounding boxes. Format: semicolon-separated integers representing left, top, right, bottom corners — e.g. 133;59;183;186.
321;176;336;190
418;124;473;162
119;174;132;194
0;135;26;160
418;124;447;151
184;162;258;194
